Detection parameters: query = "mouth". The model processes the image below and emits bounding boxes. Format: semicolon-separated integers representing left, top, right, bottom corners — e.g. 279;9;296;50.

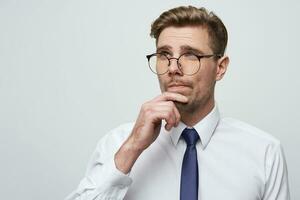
167;83;191;93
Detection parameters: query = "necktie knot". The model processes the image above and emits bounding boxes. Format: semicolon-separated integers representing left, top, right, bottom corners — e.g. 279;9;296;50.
181;128;199;146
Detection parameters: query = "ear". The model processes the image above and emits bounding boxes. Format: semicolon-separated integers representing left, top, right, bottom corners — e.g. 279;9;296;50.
215;56;229;81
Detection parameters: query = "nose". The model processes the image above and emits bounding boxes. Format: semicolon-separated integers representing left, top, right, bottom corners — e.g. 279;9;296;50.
168;58;183;75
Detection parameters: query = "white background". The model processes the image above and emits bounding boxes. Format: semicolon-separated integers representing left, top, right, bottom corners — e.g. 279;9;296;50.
0;0;299;199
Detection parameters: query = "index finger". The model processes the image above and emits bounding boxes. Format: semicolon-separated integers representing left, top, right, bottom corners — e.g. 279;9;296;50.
152;92;188;103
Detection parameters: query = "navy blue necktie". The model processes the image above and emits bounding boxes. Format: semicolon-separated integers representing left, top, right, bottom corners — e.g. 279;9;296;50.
180;128;200;200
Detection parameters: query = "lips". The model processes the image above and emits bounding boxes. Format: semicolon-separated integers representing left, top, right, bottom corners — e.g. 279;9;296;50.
167;82;191;92
167;82;191;88
168;85;188;89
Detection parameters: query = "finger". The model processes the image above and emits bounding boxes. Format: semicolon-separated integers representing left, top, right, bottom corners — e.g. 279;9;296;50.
152;92;188;103
150;110;176;131
154;101;181;127
151;105;177;126
173;105;181;126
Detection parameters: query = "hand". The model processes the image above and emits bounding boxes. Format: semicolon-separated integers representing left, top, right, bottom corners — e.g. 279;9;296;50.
129;92;188;151
115;92;188;173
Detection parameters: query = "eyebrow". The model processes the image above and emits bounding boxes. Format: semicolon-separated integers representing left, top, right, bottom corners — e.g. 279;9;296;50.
156;45;172;53
180;45;205;55
156;45;205;55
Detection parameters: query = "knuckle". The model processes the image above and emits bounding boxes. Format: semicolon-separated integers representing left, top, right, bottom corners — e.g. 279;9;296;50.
144;108;153;116
167;101;174;107
141;103;147;110
162;92;170;98
164;102;173;111
147;112;154;120
166;112;173;120
142;102;151;111
177;112;181;119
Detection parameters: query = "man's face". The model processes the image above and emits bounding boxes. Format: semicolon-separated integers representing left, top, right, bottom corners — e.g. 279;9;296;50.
156;26;225;113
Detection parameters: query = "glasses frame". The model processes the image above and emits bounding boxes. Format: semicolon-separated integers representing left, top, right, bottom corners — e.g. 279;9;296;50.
146;52;222;75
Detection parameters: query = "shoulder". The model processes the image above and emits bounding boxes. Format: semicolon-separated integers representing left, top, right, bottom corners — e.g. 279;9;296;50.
217;117;281;148
216;117;287;167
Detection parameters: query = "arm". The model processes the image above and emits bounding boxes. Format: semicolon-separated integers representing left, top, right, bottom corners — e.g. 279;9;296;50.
115;92;187;173
262;143;290;200
65;92;187;199
65;132;133;200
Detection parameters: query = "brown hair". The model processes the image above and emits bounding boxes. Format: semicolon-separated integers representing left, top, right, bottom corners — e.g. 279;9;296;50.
150;6;228;56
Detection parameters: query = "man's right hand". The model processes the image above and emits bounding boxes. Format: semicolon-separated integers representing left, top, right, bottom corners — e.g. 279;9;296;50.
114;92;188;174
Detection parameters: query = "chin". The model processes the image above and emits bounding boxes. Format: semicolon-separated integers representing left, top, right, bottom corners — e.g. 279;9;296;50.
174;101;192;113
175;96;207;114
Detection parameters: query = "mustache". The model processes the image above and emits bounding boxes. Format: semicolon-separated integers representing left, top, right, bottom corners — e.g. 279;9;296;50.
167;77;192;87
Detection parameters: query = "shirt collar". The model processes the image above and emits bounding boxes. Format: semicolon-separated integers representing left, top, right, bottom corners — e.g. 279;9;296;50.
168;104;220;149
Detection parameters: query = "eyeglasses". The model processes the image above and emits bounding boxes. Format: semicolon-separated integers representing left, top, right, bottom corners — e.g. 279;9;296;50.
146;53;221;75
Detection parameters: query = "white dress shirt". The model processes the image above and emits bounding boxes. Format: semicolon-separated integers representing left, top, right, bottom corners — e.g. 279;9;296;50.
66;105;290;200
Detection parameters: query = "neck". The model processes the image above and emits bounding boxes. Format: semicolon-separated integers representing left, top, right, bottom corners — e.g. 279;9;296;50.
180;97;215;127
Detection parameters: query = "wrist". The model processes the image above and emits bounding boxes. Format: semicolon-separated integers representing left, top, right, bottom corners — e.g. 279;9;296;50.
114;137;144;174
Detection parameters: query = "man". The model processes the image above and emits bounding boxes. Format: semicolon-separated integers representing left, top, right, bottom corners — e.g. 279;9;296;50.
66;6;290;200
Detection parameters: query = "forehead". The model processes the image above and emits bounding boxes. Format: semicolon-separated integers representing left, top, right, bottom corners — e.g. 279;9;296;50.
157;26;212;53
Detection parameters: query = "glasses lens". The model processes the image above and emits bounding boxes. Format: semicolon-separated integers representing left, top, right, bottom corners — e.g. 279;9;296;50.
179;54;200;75
149;54;169;75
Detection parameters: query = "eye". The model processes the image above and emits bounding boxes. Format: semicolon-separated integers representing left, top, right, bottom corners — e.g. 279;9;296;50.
157;53;168;60
157;51;171;57
182;52;198;60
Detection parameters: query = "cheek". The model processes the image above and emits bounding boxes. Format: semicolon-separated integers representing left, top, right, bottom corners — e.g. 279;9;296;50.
158;76;167;92
191;72;214;96
200;65;217;85
188;78;201;99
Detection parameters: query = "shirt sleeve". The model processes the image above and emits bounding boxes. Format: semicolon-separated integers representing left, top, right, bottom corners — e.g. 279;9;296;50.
65;130;133;200
262;143;290;200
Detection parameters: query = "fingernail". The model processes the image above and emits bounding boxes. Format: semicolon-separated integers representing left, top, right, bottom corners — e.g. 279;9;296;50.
165;124;171;131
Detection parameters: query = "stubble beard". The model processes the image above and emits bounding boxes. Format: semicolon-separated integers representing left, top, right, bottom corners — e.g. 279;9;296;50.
175;96;204;114
159;77;214;115
174;89;213;116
